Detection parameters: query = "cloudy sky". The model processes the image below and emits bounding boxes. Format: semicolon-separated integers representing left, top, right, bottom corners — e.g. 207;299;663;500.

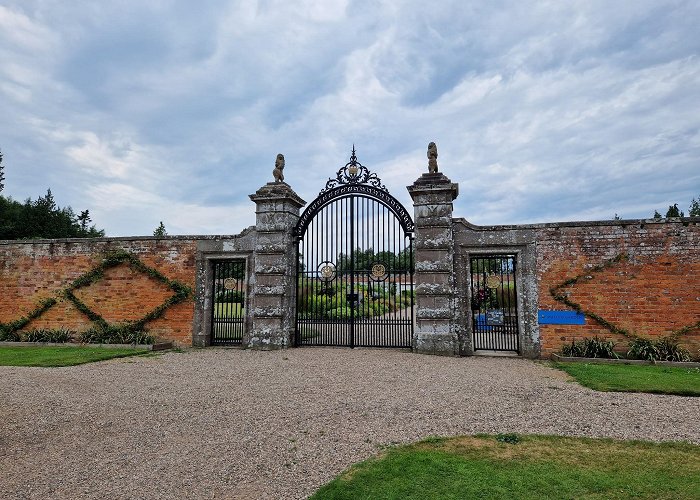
1;0;699;236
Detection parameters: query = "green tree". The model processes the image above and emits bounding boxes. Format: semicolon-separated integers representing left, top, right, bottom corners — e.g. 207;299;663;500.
653;210;662;219
689;197;700;217
153;221;167;237
0;188;104;239
77;210;91;231
337;246;412;274
665;204;684;218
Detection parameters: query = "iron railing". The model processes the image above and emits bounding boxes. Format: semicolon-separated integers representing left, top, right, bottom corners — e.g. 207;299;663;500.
211;260;246;345
470;254;520;352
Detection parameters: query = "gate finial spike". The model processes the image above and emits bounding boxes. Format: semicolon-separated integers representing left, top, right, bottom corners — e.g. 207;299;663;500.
427;142;438;173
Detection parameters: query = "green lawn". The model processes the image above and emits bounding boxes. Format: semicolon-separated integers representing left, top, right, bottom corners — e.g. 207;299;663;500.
556;362;700;396
312;434;700;499
0;345;149;367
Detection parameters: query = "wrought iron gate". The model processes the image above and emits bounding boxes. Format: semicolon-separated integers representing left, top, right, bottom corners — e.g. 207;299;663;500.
294;149;415;348
470;254;520;352
210;260;246;345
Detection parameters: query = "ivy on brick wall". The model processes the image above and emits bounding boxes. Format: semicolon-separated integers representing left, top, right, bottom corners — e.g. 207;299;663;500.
64;249;192;331
549;252;699;341
0;250;192;339
0;297;57;339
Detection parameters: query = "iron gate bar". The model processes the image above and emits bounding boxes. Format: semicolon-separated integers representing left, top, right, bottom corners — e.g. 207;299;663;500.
294;149;414;349
210;260;246;345
470;254;520;352
350;192;355;348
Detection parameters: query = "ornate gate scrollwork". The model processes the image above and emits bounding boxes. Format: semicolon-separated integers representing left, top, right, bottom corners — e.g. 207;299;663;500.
294;148;415;348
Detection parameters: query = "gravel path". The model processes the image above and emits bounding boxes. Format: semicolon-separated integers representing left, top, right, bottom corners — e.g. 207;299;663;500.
1;348;699;499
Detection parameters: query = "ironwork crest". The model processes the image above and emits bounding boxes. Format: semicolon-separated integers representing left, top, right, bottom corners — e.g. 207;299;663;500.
320;146;387;194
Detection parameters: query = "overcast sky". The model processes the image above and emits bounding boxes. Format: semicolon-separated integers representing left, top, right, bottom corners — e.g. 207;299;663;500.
1;0;699;236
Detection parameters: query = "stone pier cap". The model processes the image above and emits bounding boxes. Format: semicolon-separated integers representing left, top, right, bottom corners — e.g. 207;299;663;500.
407;173;459;200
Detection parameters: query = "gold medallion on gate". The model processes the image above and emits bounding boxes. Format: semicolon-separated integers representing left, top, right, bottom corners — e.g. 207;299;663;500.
486;274;501;289
371;263;388;281
223;278;238;290
318;262;336;281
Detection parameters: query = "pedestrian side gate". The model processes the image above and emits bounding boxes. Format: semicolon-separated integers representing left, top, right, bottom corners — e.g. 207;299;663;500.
470;254;520;352
210;259;246;345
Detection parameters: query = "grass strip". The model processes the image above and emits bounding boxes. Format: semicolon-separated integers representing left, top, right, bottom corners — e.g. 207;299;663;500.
0;346;149;367
556;362;700;396
312;435;700;499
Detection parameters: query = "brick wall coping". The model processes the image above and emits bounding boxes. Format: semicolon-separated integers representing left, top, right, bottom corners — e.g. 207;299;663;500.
454;216;700;232
0;226;256;246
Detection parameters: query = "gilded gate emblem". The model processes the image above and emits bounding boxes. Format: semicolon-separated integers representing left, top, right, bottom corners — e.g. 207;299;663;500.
486;274;501;289
371;263;388;281
319;262;336;281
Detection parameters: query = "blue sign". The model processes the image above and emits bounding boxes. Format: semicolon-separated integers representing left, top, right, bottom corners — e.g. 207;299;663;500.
485;310;505;326
538;310;585;325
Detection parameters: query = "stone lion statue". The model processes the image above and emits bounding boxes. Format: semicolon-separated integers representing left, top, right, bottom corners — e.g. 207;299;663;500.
273;153;285;182
427;142;438;173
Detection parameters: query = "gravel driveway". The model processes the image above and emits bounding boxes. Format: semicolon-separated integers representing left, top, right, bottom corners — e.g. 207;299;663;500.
1;348;699;499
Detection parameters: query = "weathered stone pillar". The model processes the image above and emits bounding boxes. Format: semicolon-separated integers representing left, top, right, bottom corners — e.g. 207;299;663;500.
407;172;459;355
249;182;306;349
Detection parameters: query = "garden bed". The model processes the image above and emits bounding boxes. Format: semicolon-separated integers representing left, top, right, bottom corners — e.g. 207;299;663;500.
551;353;700;368
0;341;173;351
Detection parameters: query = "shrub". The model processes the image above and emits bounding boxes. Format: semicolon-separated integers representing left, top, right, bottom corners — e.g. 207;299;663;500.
326;307;352;320
22;328;74;343
628;337;691;362
561;337;619;359
371;302;388;316
627;338;660;361
0;326;21;342
216;290;245;303
655;338;691;362
79;323;155;345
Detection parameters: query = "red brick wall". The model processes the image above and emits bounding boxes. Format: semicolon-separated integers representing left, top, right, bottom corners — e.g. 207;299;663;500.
0;238;198;345
3;220;699;356
536;220;700;358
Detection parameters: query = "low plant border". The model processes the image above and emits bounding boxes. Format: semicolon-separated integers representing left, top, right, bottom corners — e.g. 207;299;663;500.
0;249;192;338
551;353;700;368
549;252;700;342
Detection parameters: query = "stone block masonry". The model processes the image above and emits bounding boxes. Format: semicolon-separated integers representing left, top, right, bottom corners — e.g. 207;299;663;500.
248;182;306;349
407;172;459;355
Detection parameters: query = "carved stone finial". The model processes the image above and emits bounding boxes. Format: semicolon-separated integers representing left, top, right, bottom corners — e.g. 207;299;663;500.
427;142;438;173
273;153;285;182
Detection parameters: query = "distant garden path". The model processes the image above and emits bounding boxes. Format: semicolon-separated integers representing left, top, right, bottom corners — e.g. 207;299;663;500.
1;348;698;499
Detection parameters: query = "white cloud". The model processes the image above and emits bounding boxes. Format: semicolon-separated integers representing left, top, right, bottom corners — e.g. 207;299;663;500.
87;182;254;236
64;132;145;180
1;0;699;236
0;5;58;53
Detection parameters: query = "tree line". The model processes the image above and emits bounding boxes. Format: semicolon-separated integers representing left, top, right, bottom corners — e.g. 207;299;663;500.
653;198;700;218
0;150;105;239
